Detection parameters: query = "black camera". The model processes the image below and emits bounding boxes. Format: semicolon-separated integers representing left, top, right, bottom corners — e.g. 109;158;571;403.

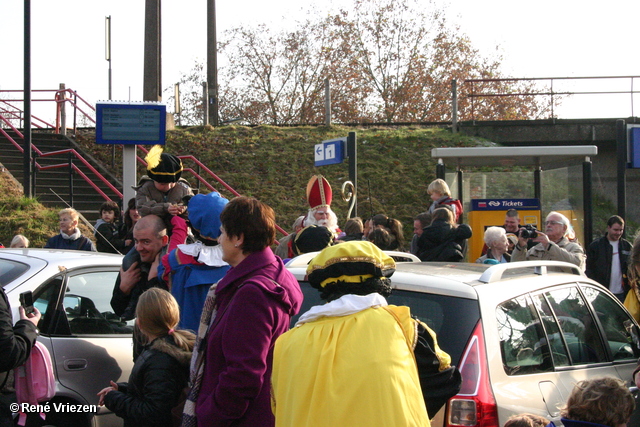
520;224;538;239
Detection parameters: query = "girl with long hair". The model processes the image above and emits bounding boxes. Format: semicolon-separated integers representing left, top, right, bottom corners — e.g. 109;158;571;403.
98;288;194;427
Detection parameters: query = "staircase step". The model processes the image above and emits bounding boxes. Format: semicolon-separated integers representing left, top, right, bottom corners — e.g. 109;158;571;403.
0;130;123;219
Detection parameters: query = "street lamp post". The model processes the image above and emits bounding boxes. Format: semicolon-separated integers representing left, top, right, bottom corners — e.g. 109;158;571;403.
105;16;112;101
106;16;115;167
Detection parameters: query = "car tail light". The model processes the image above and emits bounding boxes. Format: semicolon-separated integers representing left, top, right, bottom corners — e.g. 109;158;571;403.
446;320;499;427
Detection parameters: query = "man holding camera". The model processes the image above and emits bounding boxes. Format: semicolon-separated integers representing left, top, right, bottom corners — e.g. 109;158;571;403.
511;211;586;269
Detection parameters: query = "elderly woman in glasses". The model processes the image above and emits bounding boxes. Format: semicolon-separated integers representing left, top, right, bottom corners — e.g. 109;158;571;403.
511;211;585;269
476;227;510;264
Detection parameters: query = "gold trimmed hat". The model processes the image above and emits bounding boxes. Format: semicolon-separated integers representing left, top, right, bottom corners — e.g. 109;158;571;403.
306;241;395;289
306;175;332;210
145;145;183;183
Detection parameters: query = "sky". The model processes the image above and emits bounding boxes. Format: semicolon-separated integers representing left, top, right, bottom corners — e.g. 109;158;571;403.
2;0;640;124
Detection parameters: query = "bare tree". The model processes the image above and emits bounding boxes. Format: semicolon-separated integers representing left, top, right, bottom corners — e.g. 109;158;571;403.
180;0;549;125
164;61;206;126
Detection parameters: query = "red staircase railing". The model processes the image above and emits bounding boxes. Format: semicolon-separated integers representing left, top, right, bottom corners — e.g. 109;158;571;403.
0;87;288;235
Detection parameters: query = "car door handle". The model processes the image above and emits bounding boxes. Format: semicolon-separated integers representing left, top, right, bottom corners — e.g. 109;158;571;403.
64;359;88;371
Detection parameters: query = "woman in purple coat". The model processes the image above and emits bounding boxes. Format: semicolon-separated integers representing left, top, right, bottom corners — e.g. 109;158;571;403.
182;196;303;427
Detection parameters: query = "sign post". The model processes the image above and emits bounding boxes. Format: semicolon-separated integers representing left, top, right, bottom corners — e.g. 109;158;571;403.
96;101;167;206
313;134;357;218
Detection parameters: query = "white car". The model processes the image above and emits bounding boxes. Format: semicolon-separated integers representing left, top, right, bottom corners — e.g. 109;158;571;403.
1;248;132;427
285;257;640;427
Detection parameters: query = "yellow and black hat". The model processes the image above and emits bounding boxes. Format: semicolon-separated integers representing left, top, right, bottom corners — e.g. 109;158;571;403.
306;241;395;289
145;145;183;183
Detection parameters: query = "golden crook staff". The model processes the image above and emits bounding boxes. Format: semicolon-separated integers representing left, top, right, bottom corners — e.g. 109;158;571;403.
341;181;356;222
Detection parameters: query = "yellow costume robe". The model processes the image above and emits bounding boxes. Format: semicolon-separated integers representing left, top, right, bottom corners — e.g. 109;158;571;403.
271;294;430;427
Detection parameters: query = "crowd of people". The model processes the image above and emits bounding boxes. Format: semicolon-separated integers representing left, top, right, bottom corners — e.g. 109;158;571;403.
2;149;640;426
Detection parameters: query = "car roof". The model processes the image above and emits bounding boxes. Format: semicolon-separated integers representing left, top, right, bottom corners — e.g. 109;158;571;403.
0;249;123;292
287;259;592;301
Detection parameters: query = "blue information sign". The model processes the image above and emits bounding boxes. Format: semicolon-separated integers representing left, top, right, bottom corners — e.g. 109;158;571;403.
314;138;345;166
470;198;540;211
96;102;166;145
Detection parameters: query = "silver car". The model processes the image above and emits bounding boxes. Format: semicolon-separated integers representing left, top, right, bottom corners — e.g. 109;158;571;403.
285;258;640;427
1;249;133;427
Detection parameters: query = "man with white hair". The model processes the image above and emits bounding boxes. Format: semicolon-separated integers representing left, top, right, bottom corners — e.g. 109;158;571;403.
303;175;340;234
512;211;585;269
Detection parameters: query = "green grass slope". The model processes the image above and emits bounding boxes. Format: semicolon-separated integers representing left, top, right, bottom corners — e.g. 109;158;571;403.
77;125;485;236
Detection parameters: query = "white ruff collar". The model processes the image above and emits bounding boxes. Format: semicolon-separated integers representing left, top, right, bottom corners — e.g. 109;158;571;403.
295;293;387;326
177;242;228;267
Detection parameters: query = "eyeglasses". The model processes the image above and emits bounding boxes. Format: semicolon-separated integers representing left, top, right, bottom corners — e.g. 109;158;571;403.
544;220;563;226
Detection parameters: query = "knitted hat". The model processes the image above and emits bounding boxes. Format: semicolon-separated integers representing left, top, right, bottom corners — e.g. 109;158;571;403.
293;225;333;256
145;145;183;183
187;192;228;241
306;175;332;209
306;241;395;289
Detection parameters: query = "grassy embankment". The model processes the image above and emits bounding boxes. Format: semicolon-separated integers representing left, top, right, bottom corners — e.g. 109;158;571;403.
0;125;630;247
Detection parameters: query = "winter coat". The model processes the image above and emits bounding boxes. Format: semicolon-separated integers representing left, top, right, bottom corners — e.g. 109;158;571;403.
512;236;586;269
44;232;95;251
134;177;194;217
428;196;463;223
110;261;168;322
416;219;472;262
162;247;229;332
195;247;303;427
585;234;632;289
103;335;192;427
96;221;127;254
0;286;38;423
476;249;511;264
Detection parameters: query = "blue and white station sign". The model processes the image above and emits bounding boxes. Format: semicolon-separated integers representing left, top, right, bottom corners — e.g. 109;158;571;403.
314;138;346;167
471;198;540;211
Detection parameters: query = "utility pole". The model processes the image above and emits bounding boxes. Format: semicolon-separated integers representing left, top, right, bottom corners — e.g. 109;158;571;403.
143;0;161;101
23;0;32;198
207;0;219;126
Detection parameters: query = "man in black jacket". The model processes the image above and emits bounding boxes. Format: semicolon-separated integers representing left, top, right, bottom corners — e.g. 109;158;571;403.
0;287;40;426
586;215;632;301
111;214;168;360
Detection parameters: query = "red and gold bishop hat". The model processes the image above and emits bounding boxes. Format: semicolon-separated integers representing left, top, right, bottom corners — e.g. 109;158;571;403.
306;175;333;209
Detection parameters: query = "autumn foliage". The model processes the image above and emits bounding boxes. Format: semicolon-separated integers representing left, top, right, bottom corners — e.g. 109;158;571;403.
169;0;550;126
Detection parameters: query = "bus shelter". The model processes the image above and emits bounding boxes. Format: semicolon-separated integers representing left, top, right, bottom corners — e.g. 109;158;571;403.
431;146;598;262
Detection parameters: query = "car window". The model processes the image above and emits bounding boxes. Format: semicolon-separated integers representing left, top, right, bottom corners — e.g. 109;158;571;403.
33;275;65;335
64;270;134;335
0;259;30;286
532;294;571;368
497;295;555;375
389;289;479;365
543;287;607;365
580;284;640;361
291;281;480;366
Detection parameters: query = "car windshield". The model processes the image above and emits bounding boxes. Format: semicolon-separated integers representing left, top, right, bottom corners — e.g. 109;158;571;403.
0;259;30;287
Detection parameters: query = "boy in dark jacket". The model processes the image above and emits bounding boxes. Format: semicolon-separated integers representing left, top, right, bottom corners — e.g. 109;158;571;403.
95;201;127;254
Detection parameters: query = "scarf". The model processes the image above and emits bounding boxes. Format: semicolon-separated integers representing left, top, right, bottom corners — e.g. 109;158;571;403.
181;283;218;427
61;228;82;241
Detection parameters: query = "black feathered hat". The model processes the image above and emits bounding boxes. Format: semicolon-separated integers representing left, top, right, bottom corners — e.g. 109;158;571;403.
145;145;183;183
